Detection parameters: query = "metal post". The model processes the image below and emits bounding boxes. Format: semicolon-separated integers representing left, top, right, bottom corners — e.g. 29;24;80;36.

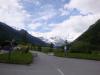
64;46;67;56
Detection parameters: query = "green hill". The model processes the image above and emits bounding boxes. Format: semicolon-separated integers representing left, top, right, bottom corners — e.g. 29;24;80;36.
70;19;100;53
0;22;47;46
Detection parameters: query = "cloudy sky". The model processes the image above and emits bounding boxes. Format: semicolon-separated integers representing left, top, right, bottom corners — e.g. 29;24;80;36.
0;0;100;41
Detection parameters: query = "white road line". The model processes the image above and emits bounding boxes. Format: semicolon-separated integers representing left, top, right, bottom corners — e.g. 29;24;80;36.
57;68;64;75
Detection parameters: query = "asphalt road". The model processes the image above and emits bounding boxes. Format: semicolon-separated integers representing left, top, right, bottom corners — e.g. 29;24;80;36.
0;51;100;75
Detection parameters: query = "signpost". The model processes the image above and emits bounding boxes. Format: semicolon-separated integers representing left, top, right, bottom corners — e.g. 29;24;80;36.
64;46;67;56
64;40;69;56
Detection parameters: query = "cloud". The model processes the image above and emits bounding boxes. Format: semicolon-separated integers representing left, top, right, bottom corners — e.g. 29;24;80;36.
0;0;31;29
65;0;100;14
0;0;100;42
34;4;57;22
59;8;70;16
22;0;41;6
33;14;100;41
34;12;56;22
35;0;100;41
27;22;42;30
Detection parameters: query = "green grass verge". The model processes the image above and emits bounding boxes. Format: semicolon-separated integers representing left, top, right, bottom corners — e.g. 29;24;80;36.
0;51;33;64
67;52;100;61
41;47;50;53
54;51;66;57
54;50;100;61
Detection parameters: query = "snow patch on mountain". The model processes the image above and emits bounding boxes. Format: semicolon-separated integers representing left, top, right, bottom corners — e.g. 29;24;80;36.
39;36;65;46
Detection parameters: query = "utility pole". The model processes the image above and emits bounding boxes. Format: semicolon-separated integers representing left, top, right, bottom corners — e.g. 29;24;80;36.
64;40;68;56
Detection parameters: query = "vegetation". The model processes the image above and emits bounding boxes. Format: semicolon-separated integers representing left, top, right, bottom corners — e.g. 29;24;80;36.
1;19;100;62
32;46;51;53
70;41;92;53
54;49;100;60
49;43;54;52
31;43;100;61
0;51;33;64
70;19;100;52
0;22;47;46
54;49;66;57
67;52;100;61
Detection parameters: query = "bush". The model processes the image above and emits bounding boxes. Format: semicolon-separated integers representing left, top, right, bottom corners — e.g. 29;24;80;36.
54;48;67;57
41;47;50;53
0;51;33;64
70;41;92;53
67;52;100;61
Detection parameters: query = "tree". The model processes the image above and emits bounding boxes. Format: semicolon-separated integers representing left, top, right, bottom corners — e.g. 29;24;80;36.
49;43;54;52
37;46;42;51
64;40;70;50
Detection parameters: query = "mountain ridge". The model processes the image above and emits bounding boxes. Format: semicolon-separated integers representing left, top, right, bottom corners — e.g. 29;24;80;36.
70;19;100;52
0;22;47;46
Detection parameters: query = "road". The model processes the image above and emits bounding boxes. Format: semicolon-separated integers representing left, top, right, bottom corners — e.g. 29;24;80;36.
0;51;100;75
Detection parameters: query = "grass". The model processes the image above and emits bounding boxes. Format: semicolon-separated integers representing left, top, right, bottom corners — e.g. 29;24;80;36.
41;47;50;53
67;52;100;61
54;50;100;61
0;51;33;64
32;46;100;61
54;51;66;57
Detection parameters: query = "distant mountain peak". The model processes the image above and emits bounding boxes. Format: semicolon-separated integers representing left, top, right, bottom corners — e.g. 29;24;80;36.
39;36;65;46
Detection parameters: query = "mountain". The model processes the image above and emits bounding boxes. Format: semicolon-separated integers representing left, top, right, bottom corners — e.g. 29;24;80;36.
0;22;47;46
0;22;21;42
70;19;100;52
39;37;50;43
19;29;47;46
39;36;65;46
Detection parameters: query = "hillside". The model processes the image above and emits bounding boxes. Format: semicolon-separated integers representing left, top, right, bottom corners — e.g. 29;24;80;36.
0;22;47;46
0;22;21;42
70;19;100;52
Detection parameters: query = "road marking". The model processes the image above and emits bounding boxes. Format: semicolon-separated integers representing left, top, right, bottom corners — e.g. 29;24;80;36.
57;68;64;75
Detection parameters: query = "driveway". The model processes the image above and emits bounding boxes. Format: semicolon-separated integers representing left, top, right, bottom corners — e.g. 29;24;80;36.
0;51;100;75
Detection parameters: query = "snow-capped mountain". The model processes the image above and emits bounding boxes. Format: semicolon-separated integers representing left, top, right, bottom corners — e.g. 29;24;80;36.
39;36;65;46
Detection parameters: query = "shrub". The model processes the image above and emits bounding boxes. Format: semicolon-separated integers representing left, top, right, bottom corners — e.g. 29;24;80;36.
70;41;92;53
0;51;33;64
